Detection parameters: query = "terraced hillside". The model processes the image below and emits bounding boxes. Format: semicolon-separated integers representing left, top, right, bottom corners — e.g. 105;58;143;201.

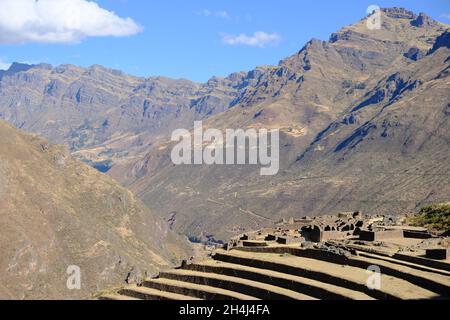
99;242;450;301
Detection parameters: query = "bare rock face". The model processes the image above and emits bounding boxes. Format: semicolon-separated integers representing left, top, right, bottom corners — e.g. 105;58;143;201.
0;120;191;299
383;7;417;19
429;30;450;53
403;47;426;61
411;13;438;28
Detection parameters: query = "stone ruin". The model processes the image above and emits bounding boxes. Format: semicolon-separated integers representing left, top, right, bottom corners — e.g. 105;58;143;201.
225;211;442;257
102;211;450;301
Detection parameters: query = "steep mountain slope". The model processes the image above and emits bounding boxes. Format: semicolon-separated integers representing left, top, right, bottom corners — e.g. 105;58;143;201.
110;9;450;239
0;120;191;299
290;32;450;217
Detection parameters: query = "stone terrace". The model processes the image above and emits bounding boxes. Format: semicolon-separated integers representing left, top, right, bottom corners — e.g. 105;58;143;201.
98;213;450;300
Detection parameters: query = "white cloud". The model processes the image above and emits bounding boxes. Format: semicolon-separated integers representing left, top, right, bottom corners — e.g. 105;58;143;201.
197;9;230;19
221;31;281;48
215;11;230;19
440;13;450;19
0;0;142;44
0;59;12;70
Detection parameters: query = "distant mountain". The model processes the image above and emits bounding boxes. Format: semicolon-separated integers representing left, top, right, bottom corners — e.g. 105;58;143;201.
0;61;262;170
0;120;191;299
0;8;449;241
0;62;34;79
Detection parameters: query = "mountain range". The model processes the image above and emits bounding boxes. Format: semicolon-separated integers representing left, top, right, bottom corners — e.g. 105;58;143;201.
0;8;449;242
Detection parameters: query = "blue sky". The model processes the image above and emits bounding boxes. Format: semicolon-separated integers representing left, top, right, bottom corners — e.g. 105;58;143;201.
0;0;449;82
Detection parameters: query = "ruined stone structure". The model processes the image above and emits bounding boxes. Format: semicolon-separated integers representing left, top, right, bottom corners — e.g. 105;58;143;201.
98;212;449;301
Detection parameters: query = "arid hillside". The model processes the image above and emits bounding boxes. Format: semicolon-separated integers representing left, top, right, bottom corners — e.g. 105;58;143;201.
0;120;191;299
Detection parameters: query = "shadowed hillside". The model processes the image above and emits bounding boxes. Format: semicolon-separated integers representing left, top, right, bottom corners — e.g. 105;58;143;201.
0;120;191;299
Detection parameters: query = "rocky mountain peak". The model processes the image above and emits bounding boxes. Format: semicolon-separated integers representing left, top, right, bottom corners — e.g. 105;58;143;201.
0;62;33;79
429;30;450;54
87;64;126;77
381;7;417;20
378;8;439;28
411;12;438;28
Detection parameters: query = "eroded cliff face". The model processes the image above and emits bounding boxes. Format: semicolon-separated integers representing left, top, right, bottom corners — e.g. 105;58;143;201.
0;120;191;299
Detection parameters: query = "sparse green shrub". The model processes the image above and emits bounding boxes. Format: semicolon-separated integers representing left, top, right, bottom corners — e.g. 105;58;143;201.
407;203;450;231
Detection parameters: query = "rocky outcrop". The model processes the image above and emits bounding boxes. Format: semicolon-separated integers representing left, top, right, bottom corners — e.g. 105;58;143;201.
411;13;438;28
429;30;450;54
